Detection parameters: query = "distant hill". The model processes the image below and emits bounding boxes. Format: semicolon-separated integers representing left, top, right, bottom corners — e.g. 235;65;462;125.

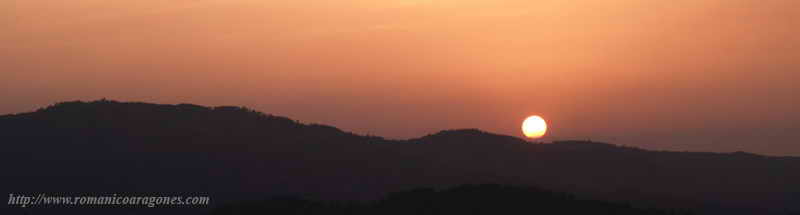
1;100;798;215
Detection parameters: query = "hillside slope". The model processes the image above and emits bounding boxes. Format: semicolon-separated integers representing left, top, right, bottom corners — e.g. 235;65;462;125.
1;100;798;214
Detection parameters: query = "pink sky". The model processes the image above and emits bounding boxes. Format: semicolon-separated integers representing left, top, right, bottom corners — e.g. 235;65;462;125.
2;0;799;155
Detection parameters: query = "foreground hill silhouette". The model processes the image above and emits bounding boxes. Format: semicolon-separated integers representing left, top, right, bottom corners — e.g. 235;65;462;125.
212;184;694;215
1;100;799;214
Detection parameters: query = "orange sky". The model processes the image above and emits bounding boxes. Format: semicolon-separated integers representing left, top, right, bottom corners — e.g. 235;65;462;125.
2;0;798;155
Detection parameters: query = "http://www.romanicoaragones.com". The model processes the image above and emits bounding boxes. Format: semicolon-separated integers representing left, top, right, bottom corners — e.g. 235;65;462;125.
7;193;210;208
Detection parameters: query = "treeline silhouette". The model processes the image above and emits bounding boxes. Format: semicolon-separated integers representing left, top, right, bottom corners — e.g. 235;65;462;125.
1;100;799;215
212;184;695;215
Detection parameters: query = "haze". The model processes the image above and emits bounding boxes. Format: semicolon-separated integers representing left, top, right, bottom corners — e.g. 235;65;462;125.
2;0;798;155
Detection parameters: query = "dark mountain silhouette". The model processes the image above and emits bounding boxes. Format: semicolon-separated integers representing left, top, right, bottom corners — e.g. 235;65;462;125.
1;100;799;214
212;184;695;215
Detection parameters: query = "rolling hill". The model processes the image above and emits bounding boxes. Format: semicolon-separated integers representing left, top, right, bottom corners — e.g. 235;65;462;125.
1;100;798;214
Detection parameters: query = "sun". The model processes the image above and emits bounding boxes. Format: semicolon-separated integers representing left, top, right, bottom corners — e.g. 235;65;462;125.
522;115;547;139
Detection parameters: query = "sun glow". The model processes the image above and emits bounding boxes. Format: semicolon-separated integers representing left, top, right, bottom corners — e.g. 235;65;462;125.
522;115;547;139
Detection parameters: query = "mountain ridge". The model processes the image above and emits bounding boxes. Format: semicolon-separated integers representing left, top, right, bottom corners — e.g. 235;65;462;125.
3;99;791;159
1;100;799;215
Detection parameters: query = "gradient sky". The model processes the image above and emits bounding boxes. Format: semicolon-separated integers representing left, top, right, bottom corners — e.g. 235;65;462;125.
2;0;798;155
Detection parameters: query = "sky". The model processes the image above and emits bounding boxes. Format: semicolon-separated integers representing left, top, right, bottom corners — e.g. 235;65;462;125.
2;0;798;155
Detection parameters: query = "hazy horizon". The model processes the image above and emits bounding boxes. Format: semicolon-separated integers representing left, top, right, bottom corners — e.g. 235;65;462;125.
2;0;799;156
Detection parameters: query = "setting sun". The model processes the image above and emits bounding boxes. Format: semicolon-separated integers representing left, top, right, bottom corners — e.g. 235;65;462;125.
522;115;547;139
